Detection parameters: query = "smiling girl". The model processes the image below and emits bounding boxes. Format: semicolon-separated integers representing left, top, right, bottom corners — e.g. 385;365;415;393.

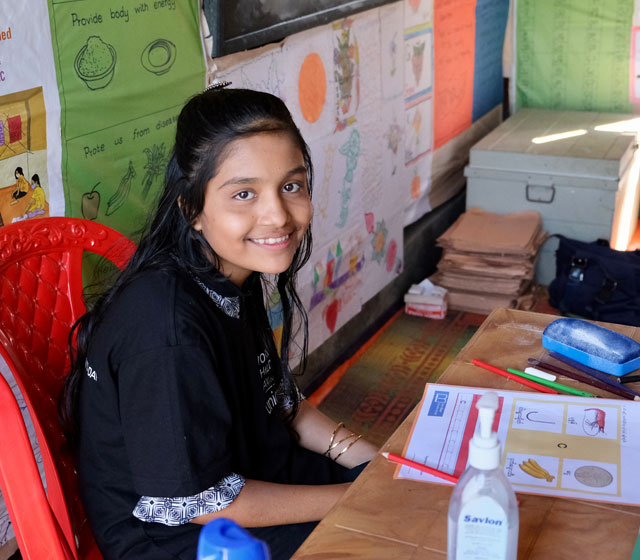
60;86;377;560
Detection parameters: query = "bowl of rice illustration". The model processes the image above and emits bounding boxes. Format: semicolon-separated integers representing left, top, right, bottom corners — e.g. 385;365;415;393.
74;36;117;90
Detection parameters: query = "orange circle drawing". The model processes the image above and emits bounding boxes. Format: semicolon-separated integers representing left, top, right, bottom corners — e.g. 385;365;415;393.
299;53;326;123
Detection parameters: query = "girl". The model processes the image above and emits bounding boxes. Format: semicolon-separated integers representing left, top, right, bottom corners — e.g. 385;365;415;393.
60;86;377;560
24;173;47;217
10;167;29;205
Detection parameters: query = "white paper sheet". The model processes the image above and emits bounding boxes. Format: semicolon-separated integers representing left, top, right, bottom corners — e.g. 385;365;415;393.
281;23;336;143
298;225;365;353
219;48;287;99
398;384;640;506
403;151;432;225
380;2;406;100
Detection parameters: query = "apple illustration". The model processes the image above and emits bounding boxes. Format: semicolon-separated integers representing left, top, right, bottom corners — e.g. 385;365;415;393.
82;182;101;220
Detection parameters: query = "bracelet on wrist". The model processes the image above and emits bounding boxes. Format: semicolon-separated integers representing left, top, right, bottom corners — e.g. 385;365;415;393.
334;434;363;462
325;422;344;456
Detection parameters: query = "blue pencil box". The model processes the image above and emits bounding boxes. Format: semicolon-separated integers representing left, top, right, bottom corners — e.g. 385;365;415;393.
542;318;640;377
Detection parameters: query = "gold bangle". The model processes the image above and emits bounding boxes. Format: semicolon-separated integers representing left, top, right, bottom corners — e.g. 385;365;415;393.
325;422;344;456
334;434;363;462
326;432;357;457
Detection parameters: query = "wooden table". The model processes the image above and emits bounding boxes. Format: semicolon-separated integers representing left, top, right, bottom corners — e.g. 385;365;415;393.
293;308;640;559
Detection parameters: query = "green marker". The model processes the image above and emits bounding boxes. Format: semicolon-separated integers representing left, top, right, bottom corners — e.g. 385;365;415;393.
506;368;597;398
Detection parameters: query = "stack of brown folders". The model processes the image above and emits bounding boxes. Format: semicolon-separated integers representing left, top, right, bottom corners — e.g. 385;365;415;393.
431;207;548;314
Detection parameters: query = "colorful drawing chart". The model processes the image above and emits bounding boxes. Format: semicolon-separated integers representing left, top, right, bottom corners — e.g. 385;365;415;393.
47;0;205;239
399;384;640;506
433;0;475;149
402;0;434;226
516;0;633;112
0;0;63;227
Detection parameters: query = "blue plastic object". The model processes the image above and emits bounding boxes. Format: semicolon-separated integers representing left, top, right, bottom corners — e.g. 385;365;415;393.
542;318;640;377
197;518;270;560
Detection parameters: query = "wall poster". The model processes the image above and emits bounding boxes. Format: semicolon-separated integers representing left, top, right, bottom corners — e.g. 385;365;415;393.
47;0;206;240
0;1;62;228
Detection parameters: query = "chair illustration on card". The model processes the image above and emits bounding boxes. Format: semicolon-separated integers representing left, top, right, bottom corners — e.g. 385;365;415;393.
0;218;136;559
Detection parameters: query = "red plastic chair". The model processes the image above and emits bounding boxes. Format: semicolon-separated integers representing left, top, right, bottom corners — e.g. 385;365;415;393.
0;218;136;559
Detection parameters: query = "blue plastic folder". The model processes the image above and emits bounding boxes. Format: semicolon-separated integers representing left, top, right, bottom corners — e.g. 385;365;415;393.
542;318;640;377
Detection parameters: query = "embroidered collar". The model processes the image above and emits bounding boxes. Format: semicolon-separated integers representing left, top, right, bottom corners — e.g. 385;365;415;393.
190;274;241;319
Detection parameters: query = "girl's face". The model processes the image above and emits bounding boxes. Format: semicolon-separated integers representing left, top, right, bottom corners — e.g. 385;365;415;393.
193;131;313;286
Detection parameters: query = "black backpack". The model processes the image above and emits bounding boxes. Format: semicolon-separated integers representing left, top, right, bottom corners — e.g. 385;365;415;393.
548;235;640;326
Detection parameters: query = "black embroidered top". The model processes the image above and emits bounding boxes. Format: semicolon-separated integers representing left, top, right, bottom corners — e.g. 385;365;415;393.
77;266;343;559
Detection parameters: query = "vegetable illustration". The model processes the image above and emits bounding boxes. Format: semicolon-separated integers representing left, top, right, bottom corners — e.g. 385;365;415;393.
519;458;555;482
141;143;167;198
411;41;425;86
81;182;101;220
106;161;136;216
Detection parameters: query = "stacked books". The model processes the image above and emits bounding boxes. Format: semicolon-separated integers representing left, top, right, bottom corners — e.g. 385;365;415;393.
431;207;547;314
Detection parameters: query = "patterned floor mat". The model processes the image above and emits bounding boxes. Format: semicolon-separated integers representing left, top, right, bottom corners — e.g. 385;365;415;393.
315;310;487;447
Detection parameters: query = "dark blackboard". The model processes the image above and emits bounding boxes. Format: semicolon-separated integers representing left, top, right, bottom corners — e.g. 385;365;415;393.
203;0;393;57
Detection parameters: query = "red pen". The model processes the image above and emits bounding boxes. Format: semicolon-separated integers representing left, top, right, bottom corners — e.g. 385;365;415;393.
382;451;459;483
472;359;558;394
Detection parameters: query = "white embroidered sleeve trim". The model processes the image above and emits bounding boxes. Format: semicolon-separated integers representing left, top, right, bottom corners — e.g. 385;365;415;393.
132;473;245;527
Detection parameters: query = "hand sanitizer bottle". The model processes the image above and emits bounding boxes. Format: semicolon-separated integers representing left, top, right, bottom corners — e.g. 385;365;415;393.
447;392;518;559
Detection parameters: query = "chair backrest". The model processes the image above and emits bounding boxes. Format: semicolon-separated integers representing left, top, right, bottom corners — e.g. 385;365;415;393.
0;218;136;559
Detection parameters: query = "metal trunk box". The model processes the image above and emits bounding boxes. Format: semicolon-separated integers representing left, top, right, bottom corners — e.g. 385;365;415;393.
464;108;640;285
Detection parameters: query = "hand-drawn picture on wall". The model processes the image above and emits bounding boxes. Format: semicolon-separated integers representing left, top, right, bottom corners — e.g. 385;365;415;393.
405;0;433;30
333;18;360;132
220;51;285;98
384;116;402;176
336;128;360;228
74;36;117;90
365;213;400;273
404;31;432;104
242;54;284;98
141;39;176;76
0;87;50;227
405;98;432;165
298;53;326;124
141;143;167;198
389;32;399;77
81;182;101;220
410;41;426;86
308;234;364;339
106;160;136;216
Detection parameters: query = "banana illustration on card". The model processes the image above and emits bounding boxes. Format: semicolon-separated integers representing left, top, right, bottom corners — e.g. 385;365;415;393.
519;458;555;482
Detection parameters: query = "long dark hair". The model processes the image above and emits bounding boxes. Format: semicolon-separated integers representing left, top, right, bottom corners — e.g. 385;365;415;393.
60;87;314;442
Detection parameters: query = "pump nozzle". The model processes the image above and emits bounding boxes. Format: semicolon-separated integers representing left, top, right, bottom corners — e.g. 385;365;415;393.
476;392;499;440
468;391;500;470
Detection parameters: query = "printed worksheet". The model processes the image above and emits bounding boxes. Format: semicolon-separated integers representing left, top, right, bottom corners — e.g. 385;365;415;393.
397;384;640;505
